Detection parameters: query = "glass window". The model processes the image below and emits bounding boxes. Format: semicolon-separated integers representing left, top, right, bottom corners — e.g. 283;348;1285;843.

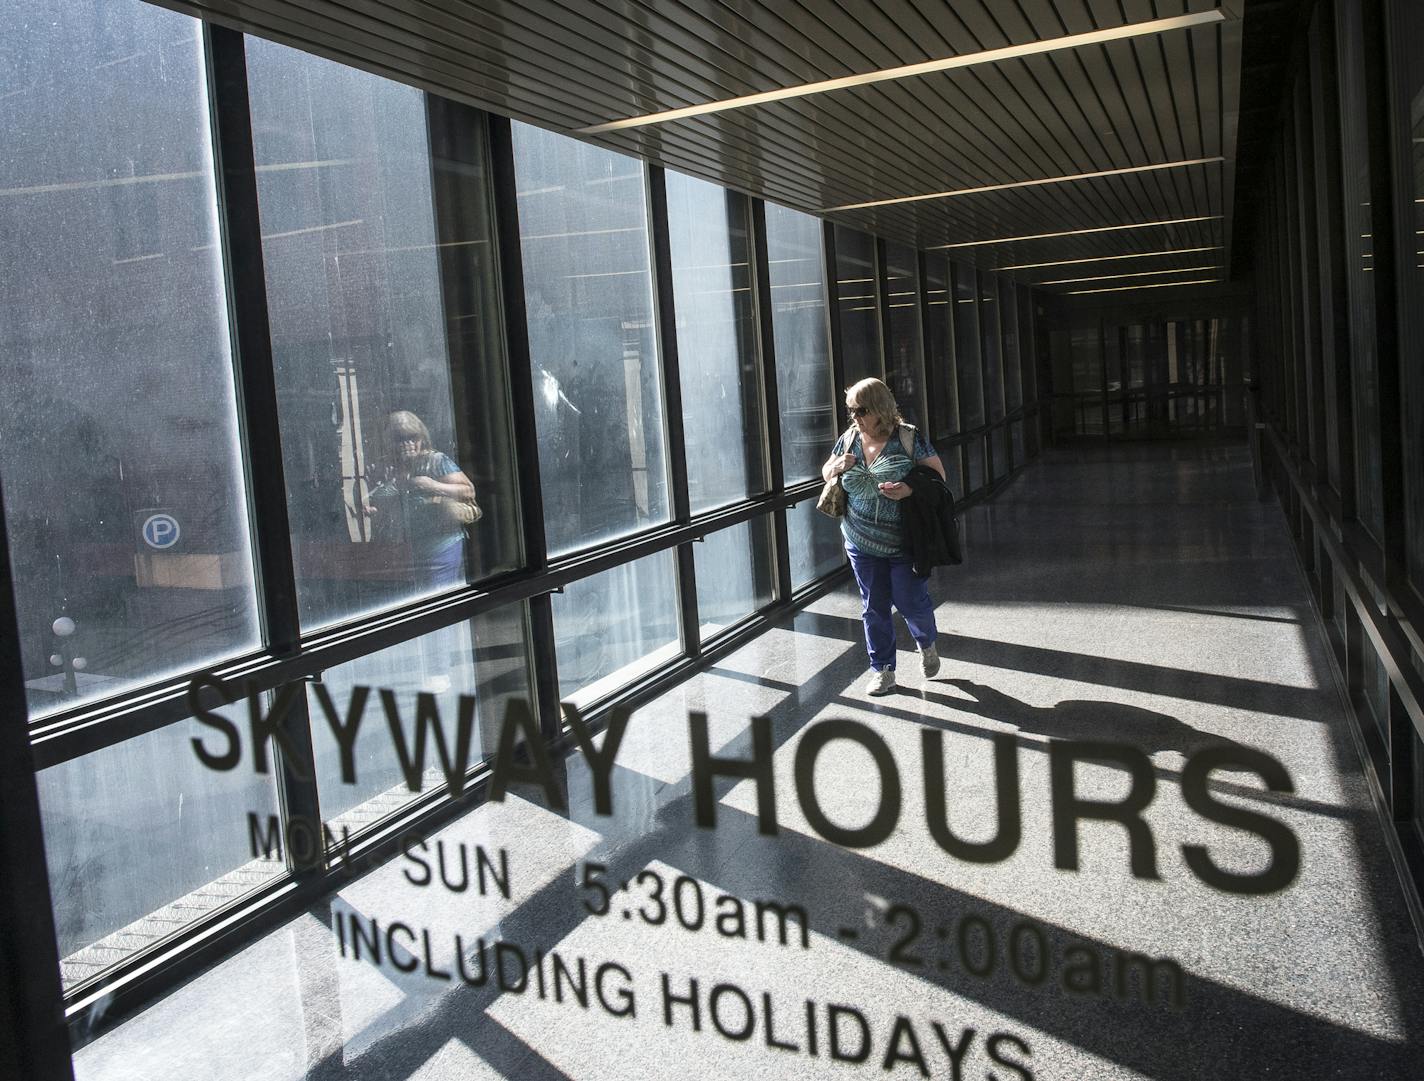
1389;0;1424;591
695;517;775;637
1071;327;1106;436
1306;19;1342;492
247;42;521;631
982;276;1009;473
513;123;669;556
1359;610;1391;746
767;202;835;483
980;273;1006;425
788;496;845;590
1017;284;1037;405
0;0;259;716
1049;328;1074;436
883;242;928;430
924;255;959;441
1017;284;1039;457
952;263;986;491
39;719;281;988
310;604;533;831
1002;282;1023;414
835;227;881;387
664;172;766;513
553;551;680;706
1336;0;1385;539
1415;730;1424;852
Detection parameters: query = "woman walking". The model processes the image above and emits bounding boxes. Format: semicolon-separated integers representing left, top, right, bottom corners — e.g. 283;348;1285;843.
822;378;947;695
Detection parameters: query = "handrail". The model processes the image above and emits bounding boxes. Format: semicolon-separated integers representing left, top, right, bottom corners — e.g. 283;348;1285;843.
932;402;1038;448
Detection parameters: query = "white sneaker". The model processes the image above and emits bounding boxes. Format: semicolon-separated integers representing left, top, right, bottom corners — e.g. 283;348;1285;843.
920;644;941;679
866;668;896;696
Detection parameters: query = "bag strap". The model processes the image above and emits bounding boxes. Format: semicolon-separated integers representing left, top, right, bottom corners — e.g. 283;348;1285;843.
897;423;915;457
840;425;859;459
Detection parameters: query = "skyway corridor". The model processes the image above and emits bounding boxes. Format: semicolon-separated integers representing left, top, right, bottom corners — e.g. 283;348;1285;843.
75;442;1424;1081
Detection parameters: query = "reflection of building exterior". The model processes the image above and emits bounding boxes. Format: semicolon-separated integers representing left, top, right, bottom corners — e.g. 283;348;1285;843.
1;8;254;710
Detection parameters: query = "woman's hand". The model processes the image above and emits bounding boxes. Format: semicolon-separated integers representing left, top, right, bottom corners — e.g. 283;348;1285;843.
822;451;856;482
877;480;911;501
407;473;477;501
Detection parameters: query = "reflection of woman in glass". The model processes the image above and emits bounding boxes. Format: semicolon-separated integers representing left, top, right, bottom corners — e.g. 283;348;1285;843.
365;411;477;589
822;378;945;697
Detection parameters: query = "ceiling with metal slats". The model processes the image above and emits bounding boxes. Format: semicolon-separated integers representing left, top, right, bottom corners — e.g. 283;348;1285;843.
154;0;1296;295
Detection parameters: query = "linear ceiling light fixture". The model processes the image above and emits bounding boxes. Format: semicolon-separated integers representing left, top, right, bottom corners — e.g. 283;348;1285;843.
995;246;1222;272
824;157;1224;212
580;10;1226;134
1066;278;1220;295
932;215;1222;249
1039;264;1219;286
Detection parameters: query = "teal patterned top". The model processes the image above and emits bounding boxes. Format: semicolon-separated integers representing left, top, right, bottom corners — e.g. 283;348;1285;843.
831;424;934;557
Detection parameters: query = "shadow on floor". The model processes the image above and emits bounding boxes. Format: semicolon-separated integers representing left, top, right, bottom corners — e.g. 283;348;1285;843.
932;678;1238;762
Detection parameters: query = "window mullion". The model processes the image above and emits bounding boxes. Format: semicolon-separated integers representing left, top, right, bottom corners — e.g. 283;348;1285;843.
485;115;559;738
751;199;793;603
204;24;322;872
646;166;700;658
0;480;74;1080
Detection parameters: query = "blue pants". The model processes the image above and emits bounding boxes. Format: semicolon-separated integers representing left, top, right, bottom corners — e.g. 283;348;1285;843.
845;542;938;671
415;535;466;590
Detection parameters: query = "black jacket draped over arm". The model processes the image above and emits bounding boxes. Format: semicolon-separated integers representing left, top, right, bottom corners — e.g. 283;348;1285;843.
901;466;963;577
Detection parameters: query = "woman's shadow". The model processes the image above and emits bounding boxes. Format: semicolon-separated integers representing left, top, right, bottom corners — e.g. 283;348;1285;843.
925;678;1248;764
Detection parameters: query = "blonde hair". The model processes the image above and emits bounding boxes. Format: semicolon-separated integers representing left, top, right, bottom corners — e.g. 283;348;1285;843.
846;377;901;435
385;410;432;451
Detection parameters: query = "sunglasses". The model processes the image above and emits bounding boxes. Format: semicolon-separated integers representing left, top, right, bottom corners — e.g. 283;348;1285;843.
847;405;871;418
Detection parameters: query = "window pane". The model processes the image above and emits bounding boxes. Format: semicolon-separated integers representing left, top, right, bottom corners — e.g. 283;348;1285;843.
1360;619;1390;746
553;551;679;705
0;0;259;716
695;516;775;636
248;44;520;631
980;274;1005;424
941;443;966;499
39;719;281;987
665;172;766;512
954;262;986;492
836;226;881;387
513;123;669;555
883;242;928;429
924;255;959;439
1390;0;1424;590
1017;284;1038;405
1018;286;1039;457
1002;282;1023;412
1336;0;1384;538
967;439;986;494
1415;730;1424;852
310;604;533;830
788;496;845;589
767;202;835;482
953;263;984;432
1068;326;1105;436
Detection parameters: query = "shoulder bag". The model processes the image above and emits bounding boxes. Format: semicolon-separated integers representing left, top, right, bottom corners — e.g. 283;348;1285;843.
816;426;859;518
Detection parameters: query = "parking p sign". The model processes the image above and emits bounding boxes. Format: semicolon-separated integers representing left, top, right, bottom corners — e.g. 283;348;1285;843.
141;512;181;550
